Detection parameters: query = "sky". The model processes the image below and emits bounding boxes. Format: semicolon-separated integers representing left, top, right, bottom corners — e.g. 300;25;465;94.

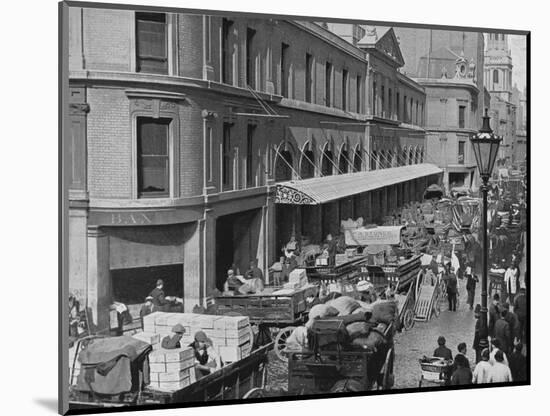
509;35;527;93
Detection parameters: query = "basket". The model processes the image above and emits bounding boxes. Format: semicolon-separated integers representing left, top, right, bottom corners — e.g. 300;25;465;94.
419;359;452;382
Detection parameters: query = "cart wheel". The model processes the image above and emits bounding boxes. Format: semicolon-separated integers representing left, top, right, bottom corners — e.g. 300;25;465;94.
274;326;295;362
403;309;415;331
243;388;267;399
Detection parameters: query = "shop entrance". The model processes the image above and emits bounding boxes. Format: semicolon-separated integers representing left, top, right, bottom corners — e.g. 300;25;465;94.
215;208;262;291
111;264;183;312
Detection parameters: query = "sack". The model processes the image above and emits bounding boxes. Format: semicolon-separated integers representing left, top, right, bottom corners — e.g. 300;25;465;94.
345;321;372;339
327;296;361;317
308;304;340;321
371;301;398;325
308;318;349;350
351;328;386;352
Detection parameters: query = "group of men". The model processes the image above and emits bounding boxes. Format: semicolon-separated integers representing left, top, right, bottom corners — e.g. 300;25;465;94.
432;335;525;385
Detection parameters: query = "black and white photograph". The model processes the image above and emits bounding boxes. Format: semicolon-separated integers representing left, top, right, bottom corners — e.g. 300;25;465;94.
58;0;530;413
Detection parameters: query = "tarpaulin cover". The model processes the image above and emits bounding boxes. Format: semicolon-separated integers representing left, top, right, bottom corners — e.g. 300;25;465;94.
345;226;404;246
76;336;151;395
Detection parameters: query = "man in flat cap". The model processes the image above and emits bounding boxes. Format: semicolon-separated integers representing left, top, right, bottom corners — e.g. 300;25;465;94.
189;330;221;379
161;324;186;349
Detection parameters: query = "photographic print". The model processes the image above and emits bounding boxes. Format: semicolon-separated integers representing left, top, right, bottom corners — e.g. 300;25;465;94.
59;1;529;414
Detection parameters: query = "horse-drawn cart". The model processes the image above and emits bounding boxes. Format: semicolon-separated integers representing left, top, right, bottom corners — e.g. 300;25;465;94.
214;285;319;361
69;336;273;409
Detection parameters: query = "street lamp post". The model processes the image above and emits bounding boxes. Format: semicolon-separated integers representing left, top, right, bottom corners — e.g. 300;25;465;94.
470;109;502;352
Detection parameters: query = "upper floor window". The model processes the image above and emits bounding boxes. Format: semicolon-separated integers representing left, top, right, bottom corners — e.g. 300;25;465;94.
306;53;314;103
396;92;400;120
493;69;499;84
222;19;234;85
275;150;293;182
300;149;315;179
458;141;465;164
281;43;290;98
353;148;362;172
356;75;362;113
342;69;349;111
339;149;349;174
246;28;256;89
246;124;256;187
325;62;333;107
415;101;419;125
136;13;168;75
459;105;466;128
388;88;393;119
321;149;333;175
222;123;232;187
381;85;385;117
372;81;377;115
403;95;407;122
137;117;170;197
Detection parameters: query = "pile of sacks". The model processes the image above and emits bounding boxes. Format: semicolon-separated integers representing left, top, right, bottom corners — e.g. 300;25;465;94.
286;295;398;353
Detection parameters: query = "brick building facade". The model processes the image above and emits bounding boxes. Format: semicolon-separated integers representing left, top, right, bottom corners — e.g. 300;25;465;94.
66;7;440;331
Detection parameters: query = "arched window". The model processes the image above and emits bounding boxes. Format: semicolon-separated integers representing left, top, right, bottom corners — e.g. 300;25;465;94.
338;149;349;174
353;147;362;172
493;69;499;84
275;149;293;182
380;150;388;169
408;147;414;165
321;148;334;176
370;150;378;170
415;147;421;164
419;147;424;163
300;149;315;179
401;147;408;166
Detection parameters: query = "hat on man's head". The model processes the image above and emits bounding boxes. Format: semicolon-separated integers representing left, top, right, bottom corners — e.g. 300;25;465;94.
437;336;446;346
145;296;153;302
172;324;186;334
481;348;490;360
156;279;164;286
194;330;209;343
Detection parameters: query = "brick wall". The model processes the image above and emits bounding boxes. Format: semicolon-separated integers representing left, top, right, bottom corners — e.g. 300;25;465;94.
82;8;133;72
87;88;132;198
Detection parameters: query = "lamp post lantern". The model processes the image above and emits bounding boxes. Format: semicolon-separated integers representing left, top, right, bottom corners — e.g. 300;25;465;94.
470;108;502;352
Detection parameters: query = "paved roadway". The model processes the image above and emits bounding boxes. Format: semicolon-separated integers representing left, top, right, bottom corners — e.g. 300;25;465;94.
264;239;527;391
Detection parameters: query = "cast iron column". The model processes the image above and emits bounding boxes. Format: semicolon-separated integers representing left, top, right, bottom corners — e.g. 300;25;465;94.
479;177;490;351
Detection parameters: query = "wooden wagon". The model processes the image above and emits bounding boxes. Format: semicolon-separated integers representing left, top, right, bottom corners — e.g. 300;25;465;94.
69;341;272;409
214;285;319;361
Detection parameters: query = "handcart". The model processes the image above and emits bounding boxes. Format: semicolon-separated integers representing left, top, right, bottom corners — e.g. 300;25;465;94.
418;357;453;387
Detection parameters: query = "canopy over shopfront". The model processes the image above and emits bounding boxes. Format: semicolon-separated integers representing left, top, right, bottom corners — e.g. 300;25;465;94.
275;163;443;205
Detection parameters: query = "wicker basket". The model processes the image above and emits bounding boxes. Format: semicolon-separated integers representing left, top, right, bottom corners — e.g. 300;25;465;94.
419;359;452;382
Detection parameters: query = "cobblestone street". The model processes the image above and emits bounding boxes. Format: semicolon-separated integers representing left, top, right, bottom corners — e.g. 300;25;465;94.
393;282;477;388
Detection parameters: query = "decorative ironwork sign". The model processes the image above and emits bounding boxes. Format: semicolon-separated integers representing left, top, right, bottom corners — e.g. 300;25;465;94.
275;184;317;205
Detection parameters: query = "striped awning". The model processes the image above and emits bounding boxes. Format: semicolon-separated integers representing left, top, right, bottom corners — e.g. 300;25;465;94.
275;163;442;205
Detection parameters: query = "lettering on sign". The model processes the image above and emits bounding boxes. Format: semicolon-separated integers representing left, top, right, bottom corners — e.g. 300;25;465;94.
111;212;153;225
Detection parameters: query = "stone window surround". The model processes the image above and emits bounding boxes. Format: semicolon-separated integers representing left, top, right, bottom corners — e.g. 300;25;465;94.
126;89;186;200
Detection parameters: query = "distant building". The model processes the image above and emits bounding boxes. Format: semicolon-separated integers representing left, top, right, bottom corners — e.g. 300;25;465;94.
393;28;487;192
511;84;527;163
484;33;518;163
325;23;366;46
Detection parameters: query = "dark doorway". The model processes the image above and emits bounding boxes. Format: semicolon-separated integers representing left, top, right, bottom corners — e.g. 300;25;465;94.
215;209;262;290
111;264;183;307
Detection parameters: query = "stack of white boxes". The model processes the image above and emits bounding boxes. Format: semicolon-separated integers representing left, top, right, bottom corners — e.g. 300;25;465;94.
284;268;308;290
148;347;196;391
141;312;252;369
131;331;161;350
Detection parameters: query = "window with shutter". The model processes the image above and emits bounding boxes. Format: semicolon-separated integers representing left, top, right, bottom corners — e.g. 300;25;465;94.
137;118;170;197
136;13;168;75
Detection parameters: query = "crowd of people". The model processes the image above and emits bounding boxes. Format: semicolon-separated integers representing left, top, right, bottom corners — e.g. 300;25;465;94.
432;333;526;385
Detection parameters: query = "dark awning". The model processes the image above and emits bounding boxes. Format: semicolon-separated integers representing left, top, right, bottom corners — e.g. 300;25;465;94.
275;163;443;205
